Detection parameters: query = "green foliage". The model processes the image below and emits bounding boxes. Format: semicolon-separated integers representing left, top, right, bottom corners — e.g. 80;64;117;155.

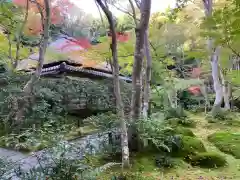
85;112;119;130
0;73;131;133
16;142;102;180
155;154;174;168
137;118;180;153
189;152;227;168
0;121;71;152
164;107;187;120
208;132;240;159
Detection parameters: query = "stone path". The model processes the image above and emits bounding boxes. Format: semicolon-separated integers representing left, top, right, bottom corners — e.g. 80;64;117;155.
0;148;27;163
0;130;118;179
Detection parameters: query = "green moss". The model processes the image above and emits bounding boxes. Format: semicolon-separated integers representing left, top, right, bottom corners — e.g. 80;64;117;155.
189;152;227;168
208;132;240;159
175;127;195;137
132;155;156;172
174;136;206;158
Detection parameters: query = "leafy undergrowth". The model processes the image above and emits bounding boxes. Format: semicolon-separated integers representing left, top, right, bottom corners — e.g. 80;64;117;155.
0;122;98;153
98;113;240;180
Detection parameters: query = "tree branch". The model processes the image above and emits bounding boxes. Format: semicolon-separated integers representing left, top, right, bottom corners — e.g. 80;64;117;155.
111;3;139;21
128;0;137;25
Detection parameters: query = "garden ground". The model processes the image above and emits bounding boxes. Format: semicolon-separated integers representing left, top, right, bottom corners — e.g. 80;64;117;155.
97;113;240;180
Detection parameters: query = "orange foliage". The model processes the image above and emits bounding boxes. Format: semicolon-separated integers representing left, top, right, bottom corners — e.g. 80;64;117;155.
13;0;74;35
68;50;99;68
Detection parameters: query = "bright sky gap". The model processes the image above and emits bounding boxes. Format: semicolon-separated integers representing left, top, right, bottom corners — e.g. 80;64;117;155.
71;0;176;17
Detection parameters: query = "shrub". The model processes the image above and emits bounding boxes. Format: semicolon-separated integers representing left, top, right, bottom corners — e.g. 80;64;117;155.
137;118;181;153
164;107;187;120
0;73;131;134
208;132;240;159
189;152;227;168
155;154;174;168
15;141;103;180
173;135;206;158
0;121;70;152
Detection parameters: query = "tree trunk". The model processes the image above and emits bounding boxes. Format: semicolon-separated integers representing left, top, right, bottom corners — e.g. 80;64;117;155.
131;0;151;120
167;89;178;109
219;69;230;110
7;33;13;67
211;47;223;115
14;0;50;122
223;82;231;110
202;0;223;115
96;0;130;169
142;31;152;118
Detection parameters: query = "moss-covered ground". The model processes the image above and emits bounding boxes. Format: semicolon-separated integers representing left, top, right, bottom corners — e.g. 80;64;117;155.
97;113;240;180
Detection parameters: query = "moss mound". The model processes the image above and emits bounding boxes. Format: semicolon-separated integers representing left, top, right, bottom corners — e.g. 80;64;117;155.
175;127;195;137
174;135;206;158
132;154;156;172
190;152;227;168
208;132;240;159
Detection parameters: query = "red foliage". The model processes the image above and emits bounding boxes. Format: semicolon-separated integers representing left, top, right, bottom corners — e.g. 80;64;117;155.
188;86;201;95
74;38;92;49
116;32;130;42
108;31;130;42
59;38;92;52
13;0;74;35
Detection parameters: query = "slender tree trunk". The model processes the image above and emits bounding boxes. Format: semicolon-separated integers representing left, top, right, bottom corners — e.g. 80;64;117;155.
223;82;231;110
7;33;13;67
96;0;130;169
220;69;230;110
202;0;223;115
142;31;152;118
131;0;151;120
211;47;223;115
167;89;178;109
14;0;50;122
